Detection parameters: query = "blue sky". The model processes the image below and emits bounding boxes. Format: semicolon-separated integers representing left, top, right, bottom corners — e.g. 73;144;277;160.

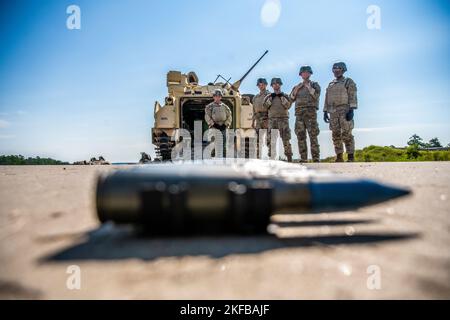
0;0;449;162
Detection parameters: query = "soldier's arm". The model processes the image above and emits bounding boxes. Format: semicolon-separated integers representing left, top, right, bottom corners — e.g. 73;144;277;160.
281;94;292;109
305;82;315;97
204;105;214;127
347;79;358;109
312;82;321;110
263;94;272;108
310;82;321;99
323;89;329;112
289;85;299;102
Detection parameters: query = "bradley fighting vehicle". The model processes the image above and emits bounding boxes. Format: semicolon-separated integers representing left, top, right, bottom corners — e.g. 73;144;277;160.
152;50;269;160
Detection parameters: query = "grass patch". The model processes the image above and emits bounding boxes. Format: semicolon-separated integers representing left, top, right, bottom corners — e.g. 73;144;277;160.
322;145;450;162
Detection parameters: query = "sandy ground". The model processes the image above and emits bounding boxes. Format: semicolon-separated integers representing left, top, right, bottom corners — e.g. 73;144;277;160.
0;162;449;299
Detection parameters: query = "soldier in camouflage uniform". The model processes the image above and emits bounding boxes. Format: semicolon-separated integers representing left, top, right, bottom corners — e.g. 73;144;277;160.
205;89;232;130
252;78;271;157
264;78;293;162
289;66;321;162
323;62;358;162
205;89;232;157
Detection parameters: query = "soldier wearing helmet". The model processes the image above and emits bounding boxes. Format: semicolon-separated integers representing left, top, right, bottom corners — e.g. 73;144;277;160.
205;89;232;130
252;78;271;157
205;89;232;158
323;62;358;162
289;65;321;162
264;77;293;162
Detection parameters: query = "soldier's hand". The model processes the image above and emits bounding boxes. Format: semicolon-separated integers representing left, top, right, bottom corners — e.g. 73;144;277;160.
213;124;226;131
323;112;330;123
346;109;354;121
294;83;303;93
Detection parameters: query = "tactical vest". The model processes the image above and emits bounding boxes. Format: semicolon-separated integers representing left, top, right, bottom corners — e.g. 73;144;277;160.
211;103;228;123
268;96;289;118
326;78;350;108
295;83;318;108
253;91;270;113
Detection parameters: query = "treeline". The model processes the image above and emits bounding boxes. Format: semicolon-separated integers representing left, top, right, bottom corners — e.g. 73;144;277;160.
322;145;450;162
407;134;448;149
323;134;450;162
0;155;69;165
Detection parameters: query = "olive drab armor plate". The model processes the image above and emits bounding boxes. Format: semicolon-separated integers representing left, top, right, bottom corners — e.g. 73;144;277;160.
326;78;350;110
295;83;319;107
252;90;270;113
266;94;291;119
211;104;228;123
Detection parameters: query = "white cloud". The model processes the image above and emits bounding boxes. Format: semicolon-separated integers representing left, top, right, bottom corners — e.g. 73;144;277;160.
0;119;11;128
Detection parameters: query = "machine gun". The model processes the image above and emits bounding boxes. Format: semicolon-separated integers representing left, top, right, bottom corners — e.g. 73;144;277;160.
229;50;269;91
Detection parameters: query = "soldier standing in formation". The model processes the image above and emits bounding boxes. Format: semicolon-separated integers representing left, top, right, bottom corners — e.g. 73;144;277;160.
323;62;358;162
205;89;232;156
289;66;321;163
264;78;293;162
252;78;271;157
245;61;357;162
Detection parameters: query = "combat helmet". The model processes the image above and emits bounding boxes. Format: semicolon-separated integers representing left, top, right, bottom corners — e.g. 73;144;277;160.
256;78;268;85
299;66;313;74
270;78;283;85
332;62;347;72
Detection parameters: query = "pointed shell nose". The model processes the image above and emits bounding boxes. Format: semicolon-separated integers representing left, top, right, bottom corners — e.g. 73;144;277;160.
309;179;411;212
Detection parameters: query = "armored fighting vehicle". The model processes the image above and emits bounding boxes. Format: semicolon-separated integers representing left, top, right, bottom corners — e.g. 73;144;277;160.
151;51;268;160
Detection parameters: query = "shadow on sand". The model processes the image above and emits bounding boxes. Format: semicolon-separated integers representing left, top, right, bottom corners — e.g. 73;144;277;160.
43;218;419;262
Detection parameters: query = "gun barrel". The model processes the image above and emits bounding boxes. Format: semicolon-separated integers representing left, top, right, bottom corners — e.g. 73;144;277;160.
231;50;269;90
96;160;410;234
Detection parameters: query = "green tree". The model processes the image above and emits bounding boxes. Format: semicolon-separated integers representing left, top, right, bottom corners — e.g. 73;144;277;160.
428;137;442;148
0;155;68;165
407;134;425;147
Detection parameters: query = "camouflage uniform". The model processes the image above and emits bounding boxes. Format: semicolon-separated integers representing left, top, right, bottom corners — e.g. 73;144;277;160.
264;93;293;159
205;101;232;129
252;89;271;154
324;77;358;155
290;81;321;161
205;100;232;157
252;90;270;129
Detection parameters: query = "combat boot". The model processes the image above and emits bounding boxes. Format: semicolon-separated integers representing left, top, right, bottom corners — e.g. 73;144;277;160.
347;154;354;162
287;155;293;163
313;159;320;163
335;153;344;162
